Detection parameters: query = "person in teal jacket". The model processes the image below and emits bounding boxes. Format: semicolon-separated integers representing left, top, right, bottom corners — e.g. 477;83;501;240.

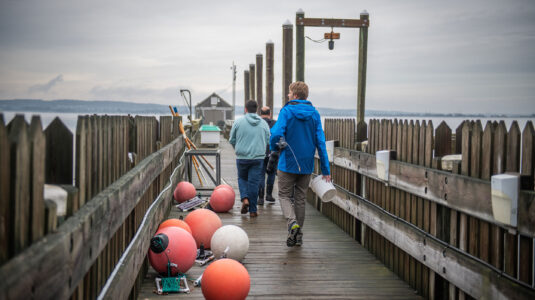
230;100;270;217
269;81;331;247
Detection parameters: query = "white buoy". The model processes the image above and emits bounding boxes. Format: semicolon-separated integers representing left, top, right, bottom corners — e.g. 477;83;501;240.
210;225;249;261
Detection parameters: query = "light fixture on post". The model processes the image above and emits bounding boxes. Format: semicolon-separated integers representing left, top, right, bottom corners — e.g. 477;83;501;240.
324;27;340;50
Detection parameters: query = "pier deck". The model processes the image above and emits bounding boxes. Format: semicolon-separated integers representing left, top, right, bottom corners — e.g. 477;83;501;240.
138;138;421;299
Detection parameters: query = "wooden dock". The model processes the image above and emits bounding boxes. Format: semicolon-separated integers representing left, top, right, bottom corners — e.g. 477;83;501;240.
138;139;421;299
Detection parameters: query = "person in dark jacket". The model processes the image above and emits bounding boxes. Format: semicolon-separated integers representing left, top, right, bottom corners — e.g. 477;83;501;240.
269;81;331;247
258;106;277;205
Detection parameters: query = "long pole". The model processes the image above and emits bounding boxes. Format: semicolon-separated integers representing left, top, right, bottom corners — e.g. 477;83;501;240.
231;62;236;119
266;40;274;112
282;20;293;105
249;64;255;101
244;70;250;106
357;10;369;126
295;9;305;82
256;53;263;113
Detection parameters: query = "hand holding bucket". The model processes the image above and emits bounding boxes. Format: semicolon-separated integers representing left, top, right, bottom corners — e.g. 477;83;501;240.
310;175;336;202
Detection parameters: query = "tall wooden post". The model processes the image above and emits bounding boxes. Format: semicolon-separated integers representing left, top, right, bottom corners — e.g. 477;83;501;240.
256;53;263;112
266;40;274;112
282;20;293;105
295;9;305;82
249;64;255;101
244;70;250;105
357;10;369;125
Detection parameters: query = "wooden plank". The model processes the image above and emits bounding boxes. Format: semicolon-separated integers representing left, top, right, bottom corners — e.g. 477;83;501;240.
75;116;87;206
519;122;535;284
455;121;464;154
44;117;73;184
435;121;451;158
296;17;369;28
424;120;433;299
521;121;535;189
491;122;507;270
327;187;535;300
8;116;31;255
469;121;483;259
29;117;45;243
0;136;186;300
0;115;11;264
504;121;521;278
333;148;535;236
44;199;57;234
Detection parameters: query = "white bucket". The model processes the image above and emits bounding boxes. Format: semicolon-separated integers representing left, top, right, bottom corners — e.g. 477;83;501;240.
310;175;336;202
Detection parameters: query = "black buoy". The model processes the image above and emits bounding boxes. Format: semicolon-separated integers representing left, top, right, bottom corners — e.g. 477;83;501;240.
150;233;169;253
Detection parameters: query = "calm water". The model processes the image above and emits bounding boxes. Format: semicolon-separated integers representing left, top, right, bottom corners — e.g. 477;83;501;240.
1;111;533;134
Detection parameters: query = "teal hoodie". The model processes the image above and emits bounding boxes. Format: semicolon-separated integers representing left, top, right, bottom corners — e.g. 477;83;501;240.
229;113;270;159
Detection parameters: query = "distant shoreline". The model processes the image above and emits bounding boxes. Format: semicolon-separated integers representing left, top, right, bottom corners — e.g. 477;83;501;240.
1;99;533;119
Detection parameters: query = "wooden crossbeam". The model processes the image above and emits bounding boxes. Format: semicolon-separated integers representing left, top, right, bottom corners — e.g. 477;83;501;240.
296;17;369;28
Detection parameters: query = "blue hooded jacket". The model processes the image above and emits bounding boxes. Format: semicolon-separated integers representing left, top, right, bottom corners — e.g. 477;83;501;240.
270;100;330;175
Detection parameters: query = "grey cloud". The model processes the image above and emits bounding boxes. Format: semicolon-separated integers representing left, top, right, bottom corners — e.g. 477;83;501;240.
28;74;63;93
89;85;184;103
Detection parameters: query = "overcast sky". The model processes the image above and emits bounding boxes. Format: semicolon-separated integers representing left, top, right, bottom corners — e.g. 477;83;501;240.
1;0;534;114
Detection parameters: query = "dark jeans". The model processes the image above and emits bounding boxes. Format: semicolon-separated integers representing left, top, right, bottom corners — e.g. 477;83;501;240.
259;158;276;189
236;159;264;213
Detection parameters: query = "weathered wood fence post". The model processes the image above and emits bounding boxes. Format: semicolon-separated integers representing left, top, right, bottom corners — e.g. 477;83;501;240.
295;9;305;82
266;40;274;112
249;64;255;101
256;53;263;111
282;19;293;105
357;11;369;128
243;70;250;104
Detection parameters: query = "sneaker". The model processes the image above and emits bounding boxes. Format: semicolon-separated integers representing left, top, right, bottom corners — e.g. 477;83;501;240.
286;222;300;247
295;228;303;246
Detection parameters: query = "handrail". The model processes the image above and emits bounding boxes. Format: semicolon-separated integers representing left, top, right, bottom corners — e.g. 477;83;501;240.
0;136;186;300
333;147;535;237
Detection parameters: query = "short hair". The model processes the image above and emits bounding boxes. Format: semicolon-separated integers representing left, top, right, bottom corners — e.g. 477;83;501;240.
260;106;270;116
245;100;258;113
289;81;309;100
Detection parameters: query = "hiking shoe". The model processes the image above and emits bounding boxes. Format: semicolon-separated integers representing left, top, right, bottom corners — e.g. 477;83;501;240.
265;194;275;203
295;228;303;246
287;222;300;247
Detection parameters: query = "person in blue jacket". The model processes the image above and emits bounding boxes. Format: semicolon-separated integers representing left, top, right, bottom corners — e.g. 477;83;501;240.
230;100;270;217
269;81;331;247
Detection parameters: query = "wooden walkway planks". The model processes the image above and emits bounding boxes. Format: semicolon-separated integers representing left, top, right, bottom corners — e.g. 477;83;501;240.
138;138;420;299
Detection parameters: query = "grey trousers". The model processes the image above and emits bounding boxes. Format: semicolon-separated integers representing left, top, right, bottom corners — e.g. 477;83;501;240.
277;170;311;229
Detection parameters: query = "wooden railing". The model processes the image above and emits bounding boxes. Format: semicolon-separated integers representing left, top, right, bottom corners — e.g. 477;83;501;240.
310;118;535;299
0;114;187;299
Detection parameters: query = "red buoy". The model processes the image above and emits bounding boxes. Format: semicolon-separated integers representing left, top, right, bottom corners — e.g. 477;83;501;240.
214;184;235;199
209;186;235;212
158;218;192;235
148;227;197;275
184;209;222;248
174;181;196;203
201;258;250;300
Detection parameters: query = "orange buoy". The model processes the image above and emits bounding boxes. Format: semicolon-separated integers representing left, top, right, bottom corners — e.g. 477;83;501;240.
174;181;196;203
184;209;222;249
148;227;197;275
209;186;235;212
201;258;250;300
214;184;235;198
158;218;192;235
